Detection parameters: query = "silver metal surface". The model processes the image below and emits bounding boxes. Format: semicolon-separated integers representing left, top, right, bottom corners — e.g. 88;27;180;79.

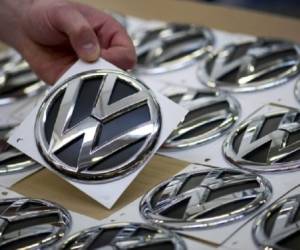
295;77;300;102
224;103;300;172
253;194;300;250
60;222;186;250
140;168;271;230
162;86;240;149
0;49;46;105
35;70;161;182
0;128;38;175
198;38;300;92
133;23;214;74
0;197;71;249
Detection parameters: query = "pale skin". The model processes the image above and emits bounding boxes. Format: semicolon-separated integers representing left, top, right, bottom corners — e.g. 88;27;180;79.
0;0;137;84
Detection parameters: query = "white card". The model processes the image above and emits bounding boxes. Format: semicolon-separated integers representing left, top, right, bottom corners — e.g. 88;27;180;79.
8;59;187;209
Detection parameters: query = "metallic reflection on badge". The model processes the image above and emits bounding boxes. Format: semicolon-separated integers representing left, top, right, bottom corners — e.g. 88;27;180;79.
197;38;300;92
0;128;39;175
224;103;300;172
0;197;71;249
140;168;271;230
35;70;161;182
133;23;214;74
253;193;300;250
0;49;46;106
61;222;186;250
161;86;240;149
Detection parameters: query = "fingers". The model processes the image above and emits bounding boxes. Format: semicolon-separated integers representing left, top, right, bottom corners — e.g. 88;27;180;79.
48;3;100;62
94;14;136;69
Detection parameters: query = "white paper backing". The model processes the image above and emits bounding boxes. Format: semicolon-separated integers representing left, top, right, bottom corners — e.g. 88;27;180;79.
8;59;187;209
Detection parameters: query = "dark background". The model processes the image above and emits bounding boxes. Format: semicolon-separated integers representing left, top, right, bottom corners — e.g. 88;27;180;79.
198;0;300;18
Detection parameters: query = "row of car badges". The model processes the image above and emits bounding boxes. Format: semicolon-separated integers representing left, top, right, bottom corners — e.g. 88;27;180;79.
133;23;214;74
0;128;38;175
198;38;300;92
140;168;272;230
35;70;161;182
0;50;46;106
224;103;300;172
0;198;71;249
162;86;240;149
61;222;186;250
2;193;300;249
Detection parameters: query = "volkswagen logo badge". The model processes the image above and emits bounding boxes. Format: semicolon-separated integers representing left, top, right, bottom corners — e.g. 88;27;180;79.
61;222;186;250
0;128;38;175
162;86;240;149
140;168;271;230
253;194;300;250
35;70;161;182
224;103;300;172
197;38;300;92
133;23;214;74
0;198;71;249
0;49;46;105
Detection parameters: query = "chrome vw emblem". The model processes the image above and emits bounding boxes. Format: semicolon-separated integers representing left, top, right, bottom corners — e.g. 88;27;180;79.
253;194;300;250
35;70;161;182
61;222;186;250
140;168;271;230
224;104;300;172
197;39;300;92
0;49;45;105
0;198;71;249
0;128;38;175
133;23;214;74
162;86;240;149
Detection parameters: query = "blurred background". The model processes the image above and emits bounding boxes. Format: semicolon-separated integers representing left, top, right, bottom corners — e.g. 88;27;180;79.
197;0;300;18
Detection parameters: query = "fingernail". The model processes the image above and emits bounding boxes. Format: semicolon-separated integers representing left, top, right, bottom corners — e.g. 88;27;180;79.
82;42;100;61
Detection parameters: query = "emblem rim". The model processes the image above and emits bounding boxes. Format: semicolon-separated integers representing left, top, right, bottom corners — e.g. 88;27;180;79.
162;87;240;149
197;38;300;92
60;222;186;250
140;168;272;230
0;197;72;249
223;104;300;172
252;194;300;250
133;23;214;74
0;128;39;175
35;69;161;183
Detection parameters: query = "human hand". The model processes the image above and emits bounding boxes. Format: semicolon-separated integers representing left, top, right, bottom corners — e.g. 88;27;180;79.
1;0;136;84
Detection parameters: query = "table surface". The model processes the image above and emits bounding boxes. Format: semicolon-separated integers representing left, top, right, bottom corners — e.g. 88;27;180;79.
77;0;300;43
4;0;300;218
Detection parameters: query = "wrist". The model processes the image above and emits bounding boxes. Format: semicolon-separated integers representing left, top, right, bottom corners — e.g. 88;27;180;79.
0;0;33;49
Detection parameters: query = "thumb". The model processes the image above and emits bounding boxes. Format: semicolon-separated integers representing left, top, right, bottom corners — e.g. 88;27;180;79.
50;4;100;62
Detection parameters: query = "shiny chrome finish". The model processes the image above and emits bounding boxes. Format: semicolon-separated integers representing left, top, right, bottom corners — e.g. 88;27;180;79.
60;222;186;250
35;70;161;182
253;194;300;250
0;198;71;249
133;23;214;74
295;78;300;102
0;49;46;105
198;38;300;92
162;86;240;149
224;103;300;172
0;128;38;175
140;168;271;230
